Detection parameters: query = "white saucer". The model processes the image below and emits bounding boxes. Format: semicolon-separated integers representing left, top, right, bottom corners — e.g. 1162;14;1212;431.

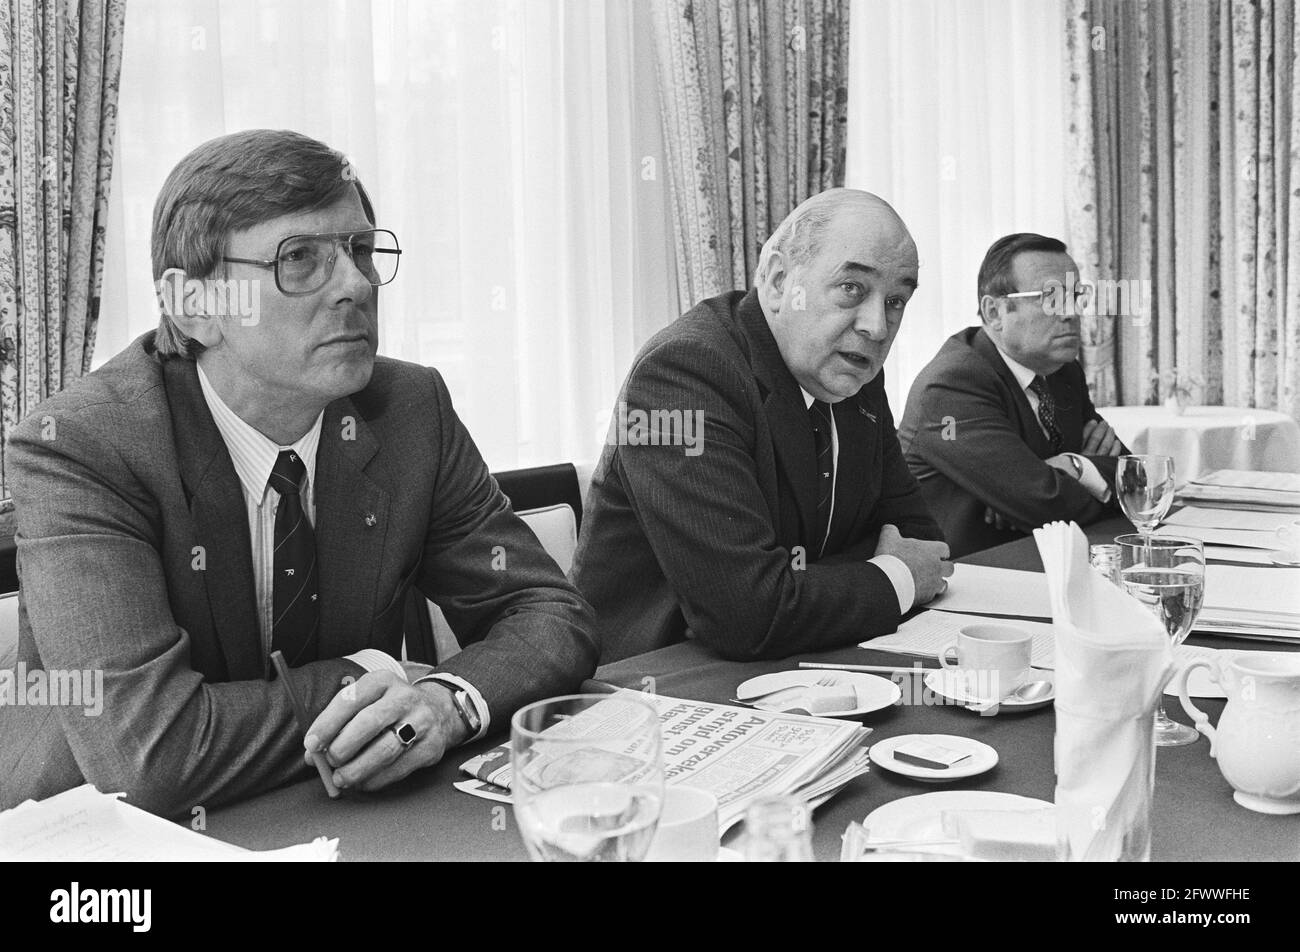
715;846;744;862
736;670;901;717
863;791;1053;856
1269;549;1300;566
869;734;998;782
924;668;1055;712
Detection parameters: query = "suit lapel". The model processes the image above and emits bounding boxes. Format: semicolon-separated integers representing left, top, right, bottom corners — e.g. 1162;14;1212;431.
164;357;263;681
734;291;820;544
314;397;391;659
971;328;1054;457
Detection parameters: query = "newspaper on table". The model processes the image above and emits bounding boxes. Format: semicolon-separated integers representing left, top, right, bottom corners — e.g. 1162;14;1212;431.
457;691;872;831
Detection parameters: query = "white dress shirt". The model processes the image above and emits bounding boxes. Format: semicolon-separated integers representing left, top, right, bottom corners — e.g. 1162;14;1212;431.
196;364;488;739
801;388;915;614
992;348;1110;502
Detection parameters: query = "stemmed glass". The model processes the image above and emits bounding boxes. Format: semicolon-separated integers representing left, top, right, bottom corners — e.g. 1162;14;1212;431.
1116;534;1206;747
1115;455;1176;551
511;694;664;862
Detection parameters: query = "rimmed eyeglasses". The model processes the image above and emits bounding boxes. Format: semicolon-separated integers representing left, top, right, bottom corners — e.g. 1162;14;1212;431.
222;229;402;296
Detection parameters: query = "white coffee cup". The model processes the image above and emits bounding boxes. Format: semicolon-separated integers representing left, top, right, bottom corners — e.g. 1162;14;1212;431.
645;787;719;862
937;624;1032;699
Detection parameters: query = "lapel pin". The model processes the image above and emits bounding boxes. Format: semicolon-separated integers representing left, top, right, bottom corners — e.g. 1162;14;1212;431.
364;513;377;527
859;406;877;422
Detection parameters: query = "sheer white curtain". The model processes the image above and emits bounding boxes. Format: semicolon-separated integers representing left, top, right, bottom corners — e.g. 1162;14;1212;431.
846;0;1069;411
97;0;676;470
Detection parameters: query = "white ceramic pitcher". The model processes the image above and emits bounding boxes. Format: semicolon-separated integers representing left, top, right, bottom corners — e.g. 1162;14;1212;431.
1178;652;1300;815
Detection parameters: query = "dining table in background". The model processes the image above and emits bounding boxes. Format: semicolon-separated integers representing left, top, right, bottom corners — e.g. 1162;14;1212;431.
1098;405;1300;486
199;516;1300;861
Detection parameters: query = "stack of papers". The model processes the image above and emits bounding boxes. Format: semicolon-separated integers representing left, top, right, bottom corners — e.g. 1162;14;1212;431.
457;691;872;832
1177;470;1300;512
1161;506;1297;563
0;785;339;861
923;564;1052;618
1197;565;1300;641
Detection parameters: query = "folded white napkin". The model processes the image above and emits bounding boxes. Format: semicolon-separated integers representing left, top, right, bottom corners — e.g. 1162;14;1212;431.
1033;521;1173;861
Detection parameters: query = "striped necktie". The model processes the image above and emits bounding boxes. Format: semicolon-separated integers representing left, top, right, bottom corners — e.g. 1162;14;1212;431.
1028;376;1064;453
809;400;834;551
269;450;319;666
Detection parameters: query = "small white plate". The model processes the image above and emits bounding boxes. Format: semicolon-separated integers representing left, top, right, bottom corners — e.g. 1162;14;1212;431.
736;669;902;717
924;668;1055;712
863;791;1053;856
715;846;744;862
869;734;998;782
1269;549;1300;566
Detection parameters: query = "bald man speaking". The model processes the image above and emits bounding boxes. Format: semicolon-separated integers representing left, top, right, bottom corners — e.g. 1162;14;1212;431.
572;189;949;663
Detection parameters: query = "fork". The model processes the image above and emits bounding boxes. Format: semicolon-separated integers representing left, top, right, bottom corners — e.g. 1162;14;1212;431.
738;674;837;703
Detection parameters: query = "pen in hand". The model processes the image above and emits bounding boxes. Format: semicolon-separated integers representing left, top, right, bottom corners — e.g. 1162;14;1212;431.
271;650;341;799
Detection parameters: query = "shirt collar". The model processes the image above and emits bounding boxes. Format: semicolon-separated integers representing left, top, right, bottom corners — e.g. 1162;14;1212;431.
993;346;1041;392
196;362;324;502
799;386;816;410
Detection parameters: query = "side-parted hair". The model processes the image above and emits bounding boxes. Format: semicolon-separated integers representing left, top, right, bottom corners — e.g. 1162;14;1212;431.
975;232;1067;320
151;129;375;358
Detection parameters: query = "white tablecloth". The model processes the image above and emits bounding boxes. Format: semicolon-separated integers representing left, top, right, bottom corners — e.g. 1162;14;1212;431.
1097;405;1300;485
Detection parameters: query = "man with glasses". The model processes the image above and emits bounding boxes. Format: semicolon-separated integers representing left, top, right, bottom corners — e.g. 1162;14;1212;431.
897;233;1127;558
1;130;596;816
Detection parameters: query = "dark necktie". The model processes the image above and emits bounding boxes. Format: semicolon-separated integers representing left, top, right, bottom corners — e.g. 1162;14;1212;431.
1028;376;1064;453
809;400;834;550
269;450;319;666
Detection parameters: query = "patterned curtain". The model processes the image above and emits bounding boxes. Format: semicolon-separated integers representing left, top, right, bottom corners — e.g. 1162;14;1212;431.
1066;0;1299;419
650;0;851;313
0;0;125;496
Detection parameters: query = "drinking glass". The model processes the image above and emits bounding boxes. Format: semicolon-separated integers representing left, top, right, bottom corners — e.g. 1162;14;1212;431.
1116;534;1205;747
510;694;664;862
1115;455;1176;551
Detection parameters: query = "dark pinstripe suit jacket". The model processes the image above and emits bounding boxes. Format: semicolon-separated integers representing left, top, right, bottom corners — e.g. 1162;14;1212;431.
572;289;942;664
1;332;596;816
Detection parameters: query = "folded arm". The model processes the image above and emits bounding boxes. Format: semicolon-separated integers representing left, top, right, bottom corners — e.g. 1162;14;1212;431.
410;367;598;729
910;369;1112;531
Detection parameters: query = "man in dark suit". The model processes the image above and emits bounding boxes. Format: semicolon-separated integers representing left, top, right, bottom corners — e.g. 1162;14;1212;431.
897;233;1126;558
0;130;596;816
572;189;950;663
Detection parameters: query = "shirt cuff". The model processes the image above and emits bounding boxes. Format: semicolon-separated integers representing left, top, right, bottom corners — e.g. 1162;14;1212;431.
414;673;490;743
1071;454;1111;502
868;553;915;615
343;648;408;681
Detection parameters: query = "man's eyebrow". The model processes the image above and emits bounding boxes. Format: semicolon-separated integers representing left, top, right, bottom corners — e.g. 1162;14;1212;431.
840;261;918;289
273;224;375;242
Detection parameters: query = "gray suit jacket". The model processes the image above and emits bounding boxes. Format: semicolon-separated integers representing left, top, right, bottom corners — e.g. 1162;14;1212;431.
0;332;596;816
897;326;1124;558
572;290;942;664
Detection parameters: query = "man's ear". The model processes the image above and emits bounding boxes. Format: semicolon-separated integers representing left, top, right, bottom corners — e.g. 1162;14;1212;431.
756;250;788;317
157;268;226;350
979;293;1003;332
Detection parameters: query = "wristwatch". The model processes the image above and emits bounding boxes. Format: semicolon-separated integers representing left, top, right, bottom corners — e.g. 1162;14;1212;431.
1064;452;1085;480
448;686;482;736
